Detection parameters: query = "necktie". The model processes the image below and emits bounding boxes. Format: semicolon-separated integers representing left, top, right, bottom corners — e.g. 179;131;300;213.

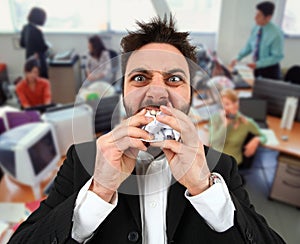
253;27;262;62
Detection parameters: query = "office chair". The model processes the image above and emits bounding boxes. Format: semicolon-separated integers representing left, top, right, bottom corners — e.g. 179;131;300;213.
89;94;120;134
108;49;119;86
284;65;300;85
5;110;41;129
0;118;5;135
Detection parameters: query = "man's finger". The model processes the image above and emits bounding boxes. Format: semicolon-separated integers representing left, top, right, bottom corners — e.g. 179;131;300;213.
112;126;153;141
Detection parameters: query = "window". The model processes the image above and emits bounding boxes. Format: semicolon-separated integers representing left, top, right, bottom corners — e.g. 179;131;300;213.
282;0;300;36
11;0;108;32
10;0;156;33
109;0;156;31
166;0;221;33
7;0;221;33
0;0;14;32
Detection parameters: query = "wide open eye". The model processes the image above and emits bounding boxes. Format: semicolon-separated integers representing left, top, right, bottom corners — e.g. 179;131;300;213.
132;75;146;82
168;76;182;82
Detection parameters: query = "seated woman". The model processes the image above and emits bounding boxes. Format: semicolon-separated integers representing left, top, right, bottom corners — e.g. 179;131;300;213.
85;35;112;82
209;88;266;167
16;58;52;108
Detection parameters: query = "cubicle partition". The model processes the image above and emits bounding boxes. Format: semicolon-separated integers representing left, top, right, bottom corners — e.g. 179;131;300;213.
253;78;300;122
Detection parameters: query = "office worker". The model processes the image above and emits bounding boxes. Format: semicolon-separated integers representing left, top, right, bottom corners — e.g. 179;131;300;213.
231;1;284;79
85;35;112;82
209;88;267;166
20;7;49;78
15;58;51;109
9;15;284;244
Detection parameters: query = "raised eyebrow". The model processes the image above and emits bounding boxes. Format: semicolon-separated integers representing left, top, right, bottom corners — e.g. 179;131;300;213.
127;68;151;77
164;68;188;78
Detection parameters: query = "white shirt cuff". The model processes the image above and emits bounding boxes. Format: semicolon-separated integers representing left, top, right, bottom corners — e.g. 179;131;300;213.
72;178;118;243
185;172;235;232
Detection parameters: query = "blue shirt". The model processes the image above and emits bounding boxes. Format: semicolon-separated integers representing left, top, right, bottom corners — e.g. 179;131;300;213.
237;22;284;68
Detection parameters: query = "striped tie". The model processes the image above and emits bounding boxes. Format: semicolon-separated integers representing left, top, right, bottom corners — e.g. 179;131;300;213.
253;27;262;62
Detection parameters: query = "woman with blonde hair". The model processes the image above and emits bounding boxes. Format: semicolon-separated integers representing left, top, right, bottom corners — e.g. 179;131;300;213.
209;88;266;166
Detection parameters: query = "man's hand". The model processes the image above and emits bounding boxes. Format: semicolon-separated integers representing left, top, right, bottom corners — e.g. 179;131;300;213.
247;62;256;69
150;104;211;196
90;109;153;202
230;59;238;68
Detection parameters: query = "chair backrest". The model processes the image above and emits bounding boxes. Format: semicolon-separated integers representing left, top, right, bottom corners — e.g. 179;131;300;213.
108;49;119;85
6;110;41;129
284;65;300;85
0;118;6;135
88;94;120;133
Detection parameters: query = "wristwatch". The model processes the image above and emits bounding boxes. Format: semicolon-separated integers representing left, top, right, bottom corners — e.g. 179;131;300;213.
209;173;222;187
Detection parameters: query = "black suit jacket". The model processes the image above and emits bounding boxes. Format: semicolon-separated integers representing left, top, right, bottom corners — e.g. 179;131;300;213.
9;141;285;244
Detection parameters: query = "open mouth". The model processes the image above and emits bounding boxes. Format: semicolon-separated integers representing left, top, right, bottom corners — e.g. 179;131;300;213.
136;105;161;115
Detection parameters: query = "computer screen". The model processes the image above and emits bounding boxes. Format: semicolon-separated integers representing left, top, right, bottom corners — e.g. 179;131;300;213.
253;78;300;122
28;131;57;175
0;149;15;177
239;98;267;121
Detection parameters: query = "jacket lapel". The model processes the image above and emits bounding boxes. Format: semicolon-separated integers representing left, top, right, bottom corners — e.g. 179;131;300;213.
118;172;142;230
166;179;187;240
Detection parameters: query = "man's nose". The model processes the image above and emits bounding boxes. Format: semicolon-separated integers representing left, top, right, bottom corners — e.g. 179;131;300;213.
145;75;169;102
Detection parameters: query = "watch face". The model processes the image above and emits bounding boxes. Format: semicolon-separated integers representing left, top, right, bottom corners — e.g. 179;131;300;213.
141;110;180;142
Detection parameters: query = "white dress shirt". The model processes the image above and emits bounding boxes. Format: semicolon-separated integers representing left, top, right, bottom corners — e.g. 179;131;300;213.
71;153;235;243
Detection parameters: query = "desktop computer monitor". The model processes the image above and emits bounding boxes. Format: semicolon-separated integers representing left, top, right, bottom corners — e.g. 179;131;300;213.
0;122;60;196
41;104;94;156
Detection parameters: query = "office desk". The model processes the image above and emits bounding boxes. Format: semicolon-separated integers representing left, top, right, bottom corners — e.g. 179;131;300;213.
266;116;300;207
265;116;300;157
0;157;64;203
49;55;82;104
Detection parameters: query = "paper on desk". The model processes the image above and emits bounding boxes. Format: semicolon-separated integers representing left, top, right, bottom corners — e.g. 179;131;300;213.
0;203;26;223
238;91;252;98
261;129;279;146
234;64;254;80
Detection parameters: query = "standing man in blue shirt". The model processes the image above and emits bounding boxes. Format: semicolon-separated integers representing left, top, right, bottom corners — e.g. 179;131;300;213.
231;1;284;79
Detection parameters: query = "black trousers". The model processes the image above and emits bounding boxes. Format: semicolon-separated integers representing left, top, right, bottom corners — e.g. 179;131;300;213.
254;63;281;80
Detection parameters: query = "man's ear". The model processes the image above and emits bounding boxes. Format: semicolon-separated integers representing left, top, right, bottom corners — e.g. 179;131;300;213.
266;15;272;23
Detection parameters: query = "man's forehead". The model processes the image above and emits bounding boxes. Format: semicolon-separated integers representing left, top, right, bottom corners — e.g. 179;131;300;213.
126;49;189;74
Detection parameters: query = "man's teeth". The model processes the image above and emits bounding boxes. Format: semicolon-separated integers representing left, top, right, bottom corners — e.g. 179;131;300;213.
150;109;158;116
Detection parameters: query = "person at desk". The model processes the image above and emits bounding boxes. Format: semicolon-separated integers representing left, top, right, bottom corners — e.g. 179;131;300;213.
85;35;112;82
20;7;49;79
231;1;284;80
209;88;267;166
9;15;284;244
15;58;52;109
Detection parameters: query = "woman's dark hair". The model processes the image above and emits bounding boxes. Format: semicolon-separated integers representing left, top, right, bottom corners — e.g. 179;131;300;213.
256;1;275;17
27;7;47;26
88;35;106;60
24;57;40;72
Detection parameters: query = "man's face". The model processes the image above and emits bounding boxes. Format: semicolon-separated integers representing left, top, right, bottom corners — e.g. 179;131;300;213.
255;10;272;26
25;67;39;82
123;43;191;117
